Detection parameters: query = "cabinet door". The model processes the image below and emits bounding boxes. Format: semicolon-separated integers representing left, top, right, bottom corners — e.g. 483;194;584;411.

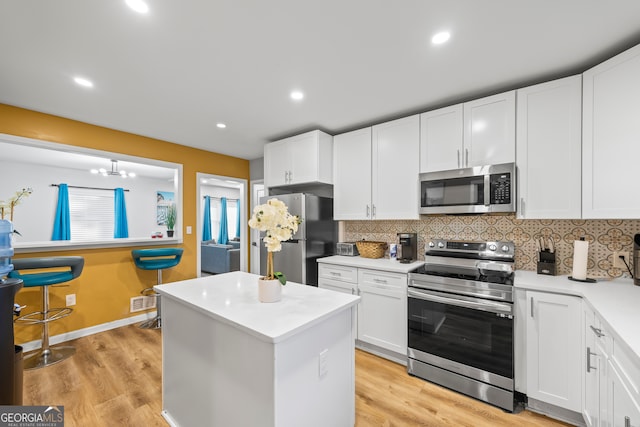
371;115;420;220
264;139;290;187
420;104;463;172
288;132;319;185
463;91;516;167
357;270;407;355
584;303;604;427
608;361;640;427
288;130;333;185
333;128;372;220
526;291;582;412
516;76;582;219
583;43;640;218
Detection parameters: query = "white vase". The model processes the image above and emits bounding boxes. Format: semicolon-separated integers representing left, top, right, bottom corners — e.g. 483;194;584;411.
258;278;282;303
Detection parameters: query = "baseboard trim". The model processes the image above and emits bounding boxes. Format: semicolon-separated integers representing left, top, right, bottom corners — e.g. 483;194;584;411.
18;311;158;352
356;340;407;366
527;397;585;426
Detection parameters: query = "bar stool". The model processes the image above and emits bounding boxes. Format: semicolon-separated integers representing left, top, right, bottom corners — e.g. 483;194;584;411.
131;248;183;329
9;256;84;370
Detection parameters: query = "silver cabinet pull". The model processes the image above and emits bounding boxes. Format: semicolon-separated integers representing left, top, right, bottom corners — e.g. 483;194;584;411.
465;148;469;167
520;198;525;216
586;347;597;373
457;149;461;168
590;325;605;338
373;278;388;284
372;204;376;218
530;297;534;318
366;205;370;218
330;271;341;277
625;416;630;427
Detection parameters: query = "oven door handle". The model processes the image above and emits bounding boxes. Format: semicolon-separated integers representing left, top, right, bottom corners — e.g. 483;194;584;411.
408;288;513;316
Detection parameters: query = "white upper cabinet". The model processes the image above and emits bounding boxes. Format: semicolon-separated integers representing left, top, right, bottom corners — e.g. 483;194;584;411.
371;115;420;220
264;130;333;189
516;75;582;219
420;91;515;173
583;43;640;218
334;116;420;220
419;105;463;172
333;127;373;220
463;90;516;167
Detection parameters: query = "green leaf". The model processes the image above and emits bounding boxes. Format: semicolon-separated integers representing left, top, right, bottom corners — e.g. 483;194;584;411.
274;271;287;286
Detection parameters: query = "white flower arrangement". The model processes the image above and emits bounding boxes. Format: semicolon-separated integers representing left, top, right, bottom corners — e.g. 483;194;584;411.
0;187;33;222
248;198;300;284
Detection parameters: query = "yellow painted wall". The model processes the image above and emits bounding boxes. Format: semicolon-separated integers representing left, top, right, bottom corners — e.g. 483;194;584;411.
0;104;250;344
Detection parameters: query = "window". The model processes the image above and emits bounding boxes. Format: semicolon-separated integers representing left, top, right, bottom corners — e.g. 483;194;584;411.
69;188;114;241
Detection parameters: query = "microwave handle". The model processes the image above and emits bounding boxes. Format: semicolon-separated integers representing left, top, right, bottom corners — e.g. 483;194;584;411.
484;174;491;207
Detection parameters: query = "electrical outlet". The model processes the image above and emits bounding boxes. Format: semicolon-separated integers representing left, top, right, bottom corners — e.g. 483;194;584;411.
66;294;76;306
319;349;328;379
613;251;630;269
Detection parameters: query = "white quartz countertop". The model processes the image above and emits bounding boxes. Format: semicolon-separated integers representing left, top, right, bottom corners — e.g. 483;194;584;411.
515;270;640;363
317;255;424;273
155;271;360;344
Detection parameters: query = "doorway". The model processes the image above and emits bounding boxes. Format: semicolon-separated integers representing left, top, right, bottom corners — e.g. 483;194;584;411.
196;173;248;276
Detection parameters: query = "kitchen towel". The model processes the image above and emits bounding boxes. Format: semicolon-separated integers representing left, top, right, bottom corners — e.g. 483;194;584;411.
572;239;589;280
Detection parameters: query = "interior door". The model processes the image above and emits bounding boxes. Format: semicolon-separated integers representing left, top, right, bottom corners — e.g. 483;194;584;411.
250;182;265;274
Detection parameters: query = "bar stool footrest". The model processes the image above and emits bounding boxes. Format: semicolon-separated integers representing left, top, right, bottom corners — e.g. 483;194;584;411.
15;307;73;325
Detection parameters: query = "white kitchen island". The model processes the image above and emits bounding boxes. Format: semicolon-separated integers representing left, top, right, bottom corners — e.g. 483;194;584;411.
154;271;360;427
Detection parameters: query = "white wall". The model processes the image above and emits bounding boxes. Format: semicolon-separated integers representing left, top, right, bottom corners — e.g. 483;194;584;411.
1;160;175;241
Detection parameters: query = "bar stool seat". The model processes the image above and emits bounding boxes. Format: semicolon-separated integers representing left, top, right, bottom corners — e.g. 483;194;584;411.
9;256;84;370
132;248;183;329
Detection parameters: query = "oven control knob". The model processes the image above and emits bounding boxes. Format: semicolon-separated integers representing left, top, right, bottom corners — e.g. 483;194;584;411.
501;245;510;253
488;244;497;251
428;241;435;248
437;242;445;248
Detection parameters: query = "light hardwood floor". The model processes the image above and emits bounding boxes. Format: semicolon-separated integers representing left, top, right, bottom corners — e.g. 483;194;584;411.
23;325;572;426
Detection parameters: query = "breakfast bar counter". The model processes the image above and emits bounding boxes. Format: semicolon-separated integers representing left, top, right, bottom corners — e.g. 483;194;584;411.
155;271;360;427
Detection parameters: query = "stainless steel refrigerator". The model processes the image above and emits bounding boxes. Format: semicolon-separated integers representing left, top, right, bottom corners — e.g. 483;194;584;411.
259;193;337;286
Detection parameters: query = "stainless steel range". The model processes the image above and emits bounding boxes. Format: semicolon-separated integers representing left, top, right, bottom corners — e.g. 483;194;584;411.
407;239;516;411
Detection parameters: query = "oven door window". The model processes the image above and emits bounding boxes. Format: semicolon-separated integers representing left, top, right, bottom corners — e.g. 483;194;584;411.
421;176;484;208
408;296;513;379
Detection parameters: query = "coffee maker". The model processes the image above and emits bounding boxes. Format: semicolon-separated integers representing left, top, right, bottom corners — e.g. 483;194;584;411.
398;233;417;264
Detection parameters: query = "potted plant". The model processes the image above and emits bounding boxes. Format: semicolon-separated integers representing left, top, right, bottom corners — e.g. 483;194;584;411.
166;204;177;237
248;198;300;302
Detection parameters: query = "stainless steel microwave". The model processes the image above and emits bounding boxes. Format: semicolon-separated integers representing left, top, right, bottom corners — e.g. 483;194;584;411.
419;162;516;215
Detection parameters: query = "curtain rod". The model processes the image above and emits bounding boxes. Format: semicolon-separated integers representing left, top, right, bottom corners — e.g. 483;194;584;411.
50;184;130;192
203;196;239;201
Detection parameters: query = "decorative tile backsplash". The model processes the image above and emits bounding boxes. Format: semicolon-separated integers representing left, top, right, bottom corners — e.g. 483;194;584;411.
343;215;640;278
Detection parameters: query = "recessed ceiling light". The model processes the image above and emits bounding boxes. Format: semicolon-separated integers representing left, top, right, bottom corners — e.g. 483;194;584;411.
74;77;94;88
290;91;304;101
431;31;451;45
216;123;226;129
126;0;149;14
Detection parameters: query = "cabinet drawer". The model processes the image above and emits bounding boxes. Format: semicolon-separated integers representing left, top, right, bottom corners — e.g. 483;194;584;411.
318;278;355;295
358;269;406;290
318;264;358;283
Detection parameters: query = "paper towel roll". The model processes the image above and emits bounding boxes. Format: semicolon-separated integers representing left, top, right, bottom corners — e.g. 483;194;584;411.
572;239;589;280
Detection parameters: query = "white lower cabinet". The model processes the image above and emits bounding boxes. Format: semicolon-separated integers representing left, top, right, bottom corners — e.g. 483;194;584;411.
318;263;407;360
526;290;582;412
609;361;640;427
356;269;407;355
583;300;640;427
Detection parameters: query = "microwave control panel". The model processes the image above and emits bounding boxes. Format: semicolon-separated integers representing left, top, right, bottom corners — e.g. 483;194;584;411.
490;172;511;205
